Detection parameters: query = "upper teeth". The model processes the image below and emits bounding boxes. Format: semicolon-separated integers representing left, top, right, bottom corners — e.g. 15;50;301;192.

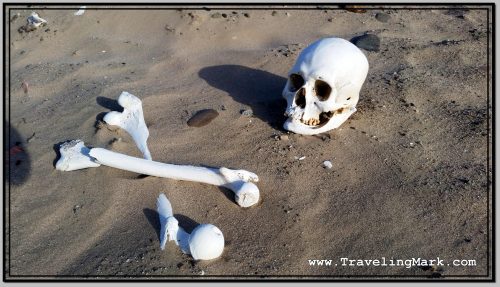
302;118;320;126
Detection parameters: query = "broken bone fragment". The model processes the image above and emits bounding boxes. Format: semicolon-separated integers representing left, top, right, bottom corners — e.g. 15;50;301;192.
28;12;47;27
55;140;101;171
187;109;219;127
55;140;260;207
103;91;152;160
157;193;224;260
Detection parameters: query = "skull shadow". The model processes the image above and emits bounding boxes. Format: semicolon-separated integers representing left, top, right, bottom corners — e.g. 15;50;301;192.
198;65;287;130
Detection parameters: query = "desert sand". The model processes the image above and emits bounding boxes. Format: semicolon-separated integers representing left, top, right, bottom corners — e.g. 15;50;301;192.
6;5;492;279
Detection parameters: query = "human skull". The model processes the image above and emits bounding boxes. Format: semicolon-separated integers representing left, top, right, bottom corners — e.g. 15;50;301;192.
282;37;369;135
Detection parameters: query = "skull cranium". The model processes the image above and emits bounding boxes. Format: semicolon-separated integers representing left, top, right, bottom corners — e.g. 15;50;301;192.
282;37;369;135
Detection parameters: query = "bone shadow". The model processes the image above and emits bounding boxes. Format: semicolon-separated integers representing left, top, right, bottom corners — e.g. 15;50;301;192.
95;96;123;124
7;123;31;185
143;208;200;242
198;65;288;130
52;141;66;168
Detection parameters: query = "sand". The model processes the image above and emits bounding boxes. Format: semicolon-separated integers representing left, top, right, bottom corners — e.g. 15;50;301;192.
6;5;492;279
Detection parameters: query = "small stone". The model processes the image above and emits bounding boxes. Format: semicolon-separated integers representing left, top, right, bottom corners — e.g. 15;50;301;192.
221;13;228;18
164;25;175;32
327;18;333;22
240;109;253;117
187;109;219;127
350;34;380;52
221;105;227;111
298;156;306;161
211;12;221;18
271;11;278;16
375;12;391;22
27;133;35;143
243;13;250;18
285;12;291;17
279;135;289;141
21;82;29;94
409;142;416;148
323;161;333;169
10;13;19;22
73;205;81;213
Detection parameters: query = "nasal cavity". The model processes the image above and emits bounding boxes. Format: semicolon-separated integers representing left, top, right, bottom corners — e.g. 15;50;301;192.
295;88;306;109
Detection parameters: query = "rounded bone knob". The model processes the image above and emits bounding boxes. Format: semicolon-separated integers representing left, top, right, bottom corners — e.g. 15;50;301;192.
188;224;225;260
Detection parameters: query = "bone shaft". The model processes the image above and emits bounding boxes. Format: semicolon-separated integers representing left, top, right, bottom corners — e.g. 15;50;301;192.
89;148;227;186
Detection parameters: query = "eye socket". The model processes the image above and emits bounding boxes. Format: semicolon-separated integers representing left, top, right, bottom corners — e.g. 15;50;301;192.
314;80;332;101
294;88;306;108
289;74;304;92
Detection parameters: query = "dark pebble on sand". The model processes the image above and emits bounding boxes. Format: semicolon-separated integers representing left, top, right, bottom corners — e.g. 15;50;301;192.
187;109;219;127
351;34;380;52
375;12;391;22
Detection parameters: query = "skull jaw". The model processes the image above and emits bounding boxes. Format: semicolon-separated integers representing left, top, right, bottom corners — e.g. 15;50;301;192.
283;107;356;135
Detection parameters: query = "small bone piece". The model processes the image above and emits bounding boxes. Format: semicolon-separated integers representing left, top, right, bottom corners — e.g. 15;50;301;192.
55;140;260;207
104;91;152;160
157;194;224;260
27;12;47;29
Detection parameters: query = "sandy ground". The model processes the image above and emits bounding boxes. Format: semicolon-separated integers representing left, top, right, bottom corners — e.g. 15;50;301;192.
6;5;492;279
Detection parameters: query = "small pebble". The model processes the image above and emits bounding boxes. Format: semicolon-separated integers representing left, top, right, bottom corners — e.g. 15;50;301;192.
211;12;221;18
243;13;250;18
240;109;253;117
27;133;36;143
323;161;333;169
187;109;219;127
409;142;416;148
279;135;289;141
271;11;278;16
285;12;291;17
73;205;81;213
350;34;380;52
21;82;29;94
375;12;391;22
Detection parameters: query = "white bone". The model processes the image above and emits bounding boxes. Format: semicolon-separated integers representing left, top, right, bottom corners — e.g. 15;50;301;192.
104;91;152;160
157;194;224;260
27;12;47;28
55;140;260;207
55;140;101;171
89;148;260;207
282;37;369;135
